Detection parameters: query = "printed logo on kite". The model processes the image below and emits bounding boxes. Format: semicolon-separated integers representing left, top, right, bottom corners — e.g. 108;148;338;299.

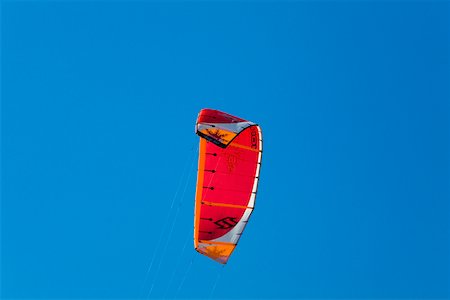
204;128;231;144
214;217;239;229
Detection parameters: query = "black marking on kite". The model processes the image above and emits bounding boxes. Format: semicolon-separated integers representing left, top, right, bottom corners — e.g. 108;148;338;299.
200;217;213;221
214;217;238;229
203;186;215;190
197;132;227;148
199;231;213;234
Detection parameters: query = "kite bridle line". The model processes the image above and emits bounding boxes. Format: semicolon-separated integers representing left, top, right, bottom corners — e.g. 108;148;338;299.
209;263;226;299
139;142;197;298
147;145;197;298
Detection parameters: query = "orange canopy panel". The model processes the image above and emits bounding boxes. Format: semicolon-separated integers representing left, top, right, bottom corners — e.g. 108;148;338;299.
194;109;262;264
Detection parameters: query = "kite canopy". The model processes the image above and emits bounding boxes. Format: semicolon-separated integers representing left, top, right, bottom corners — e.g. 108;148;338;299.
194;109;262;264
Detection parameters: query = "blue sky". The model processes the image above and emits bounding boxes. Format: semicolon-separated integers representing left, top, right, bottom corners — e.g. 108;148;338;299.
1;1;449;299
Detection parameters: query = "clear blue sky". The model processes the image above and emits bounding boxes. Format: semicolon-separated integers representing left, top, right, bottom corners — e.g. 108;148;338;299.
2;1;449;299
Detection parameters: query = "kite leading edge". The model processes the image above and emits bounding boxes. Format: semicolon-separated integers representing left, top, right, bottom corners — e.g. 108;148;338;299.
193;109;263;264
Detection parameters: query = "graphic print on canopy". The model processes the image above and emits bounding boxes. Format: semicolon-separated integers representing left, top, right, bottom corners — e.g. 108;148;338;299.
194;109;262;264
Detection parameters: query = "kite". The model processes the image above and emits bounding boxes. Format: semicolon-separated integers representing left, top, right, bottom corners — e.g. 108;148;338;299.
193;108;263;264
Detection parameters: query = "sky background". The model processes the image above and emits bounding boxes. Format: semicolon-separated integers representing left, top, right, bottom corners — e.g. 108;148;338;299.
1;1;449;299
